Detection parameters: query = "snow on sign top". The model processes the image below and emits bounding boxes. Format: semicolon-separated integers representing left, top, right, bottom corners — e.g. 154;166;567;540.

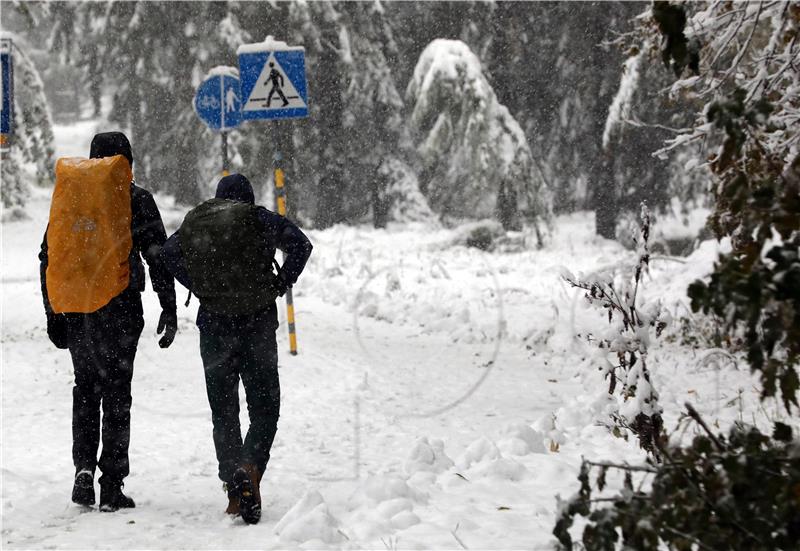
236;35;305;55
204;65;239;80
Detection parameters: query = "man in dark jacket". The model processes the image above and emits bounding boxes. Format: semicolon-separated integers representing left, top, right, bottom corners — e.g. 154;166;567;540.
160;173;312;524
40;132;177;511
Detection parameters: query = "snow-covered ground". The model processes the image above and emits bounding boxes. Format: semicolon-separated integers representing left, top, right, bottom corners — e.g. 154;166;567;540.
1;121;766;549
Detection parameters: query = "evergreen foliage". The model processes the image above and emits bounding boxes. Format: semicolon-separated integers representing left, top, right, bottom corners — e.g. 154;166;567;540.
406;39;550;228
5;1;702;232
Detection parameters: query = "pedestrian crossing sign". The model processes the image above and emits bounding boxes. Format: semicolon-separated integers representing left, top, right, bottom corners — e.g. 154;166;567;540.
237;37;308;121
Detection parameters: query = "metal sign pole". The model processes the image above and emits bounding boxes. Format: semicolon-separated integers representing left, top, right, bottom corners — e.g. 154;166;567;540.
221;131;229;176
273;148;298;356
237;39;307;356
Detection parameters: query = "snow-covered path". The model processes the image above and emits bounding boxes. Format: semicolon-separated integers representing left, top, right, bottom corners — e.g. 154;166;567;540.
1;123;761;549
1;190;578;549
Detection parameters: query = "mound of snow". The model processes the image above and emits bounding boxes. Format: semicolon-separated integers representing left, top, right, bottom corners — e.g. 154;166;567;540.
346;480;424;540
274;490;343;544
497;423;546;455
468;457;530;482
456;437;501;469
453;436;531;481
350;474;428;510
404;437;454;475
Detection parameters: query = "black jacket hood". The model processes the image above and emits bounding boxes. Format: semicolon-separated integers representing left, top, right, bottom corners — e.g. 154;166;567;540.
90;132;134;167
215;174;255;204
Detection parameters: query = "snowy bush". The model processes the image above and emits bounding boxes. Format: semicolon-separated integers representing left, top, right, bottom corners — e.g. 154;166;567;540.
562;205;668;456
554;406;800;550
617;1;800;411
406;39;551;230
555;4;800;547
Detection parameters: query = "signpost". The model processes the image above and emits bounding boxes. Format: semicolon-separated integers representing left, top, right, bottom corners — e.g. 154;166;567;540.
193;39;308;355
238;36;308;356
193;66;241;175
0;38;14;152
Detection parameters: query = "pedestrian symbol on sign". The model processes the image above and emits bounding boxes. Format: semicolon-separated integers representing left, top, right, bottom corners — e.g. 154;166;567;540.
267;62;288;107
225;87;238;112
242;53;306;112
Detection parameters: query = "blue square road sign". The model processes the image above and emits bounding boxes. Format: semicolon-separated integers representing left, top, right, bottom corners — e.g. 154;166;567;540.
238;39;308;122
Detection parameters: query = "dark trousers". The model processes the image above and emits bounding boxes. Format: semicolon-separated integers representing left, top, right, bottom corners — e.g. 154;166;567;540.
66;291;144;486
199;310;280;485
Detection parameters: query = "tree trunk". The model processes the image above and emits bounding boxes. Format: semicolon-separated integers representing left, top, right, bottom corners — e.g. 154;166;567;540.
594;153;617;239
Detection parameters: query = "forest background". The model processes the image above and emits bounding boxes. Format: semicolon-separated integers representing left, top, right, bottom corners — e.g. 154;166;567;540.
2;1;703;239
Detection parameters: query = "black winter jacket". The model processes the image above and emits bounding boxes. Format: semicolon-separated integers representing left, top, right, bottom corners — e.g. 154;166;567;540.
160;173;313;333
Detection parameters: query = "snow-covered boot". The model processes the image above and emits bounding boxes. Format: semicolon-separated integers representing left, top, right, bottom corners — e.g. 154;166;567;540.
71;469;95;506
99;482;135;512
232;466;261;524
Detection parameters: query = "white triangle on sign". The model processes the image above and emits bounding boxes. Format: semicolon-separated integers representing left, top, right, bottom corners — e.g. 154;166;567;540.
242;54;306;112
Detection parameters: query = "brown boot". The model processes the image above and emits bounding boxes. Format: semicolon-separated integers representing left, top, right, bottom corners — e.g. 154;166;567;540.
225;489;240;515
242;464;262;505
234;464;262;525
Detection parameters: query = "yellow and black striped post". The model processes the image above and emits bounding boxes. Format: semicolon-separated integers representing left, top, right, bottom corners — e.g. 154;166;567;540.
274;152;298;355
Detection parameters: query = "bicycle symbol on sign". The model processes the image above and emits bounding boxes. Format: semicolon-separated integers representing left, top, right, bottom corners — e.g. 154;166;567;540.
199;95;220;110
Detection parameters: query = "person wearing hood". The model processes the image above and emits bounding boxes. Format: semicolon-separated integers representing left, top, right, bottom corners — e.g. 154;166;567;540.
39;132;178;511
160;173;312;524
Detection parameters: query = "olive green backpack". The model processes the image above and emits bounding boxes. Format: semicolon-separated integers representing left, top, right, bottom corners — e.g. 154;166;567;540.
180;198;279;315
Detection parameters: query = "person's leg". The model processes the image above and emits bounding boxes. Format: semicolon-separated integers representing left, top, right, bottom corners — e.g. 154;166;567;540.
97;295;143;488
232;320;279;524
97;335;137;486
69;329;102;477
200;329;244;487
239;323;280;477
67;318;102;505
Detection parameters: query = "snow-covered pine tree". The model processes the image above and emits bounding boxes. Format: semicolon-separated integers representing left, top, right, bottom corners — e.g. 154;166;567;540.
336;1;432;227
486;2;624;219
387;1;492;90
600;6;705;242
281;0;347;227
406;39;551;230
72;1;242;204
0;35;55;211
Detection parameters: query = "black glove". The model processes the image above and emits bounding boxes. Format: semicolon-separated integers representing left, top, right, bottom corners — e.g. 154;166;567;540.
157;310;178;348
273;271;290;298
47;313;69;349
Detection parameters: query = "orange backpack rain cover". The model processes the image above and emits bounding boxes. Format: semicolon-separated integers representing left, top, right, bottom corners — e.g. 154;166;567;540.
46;155;133;314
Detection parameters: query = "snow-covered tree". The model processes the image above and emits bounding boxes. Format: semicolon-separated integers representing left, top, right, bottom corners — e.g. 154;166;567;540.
406;39;550;229
0;35;55;210
336;1;432;227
